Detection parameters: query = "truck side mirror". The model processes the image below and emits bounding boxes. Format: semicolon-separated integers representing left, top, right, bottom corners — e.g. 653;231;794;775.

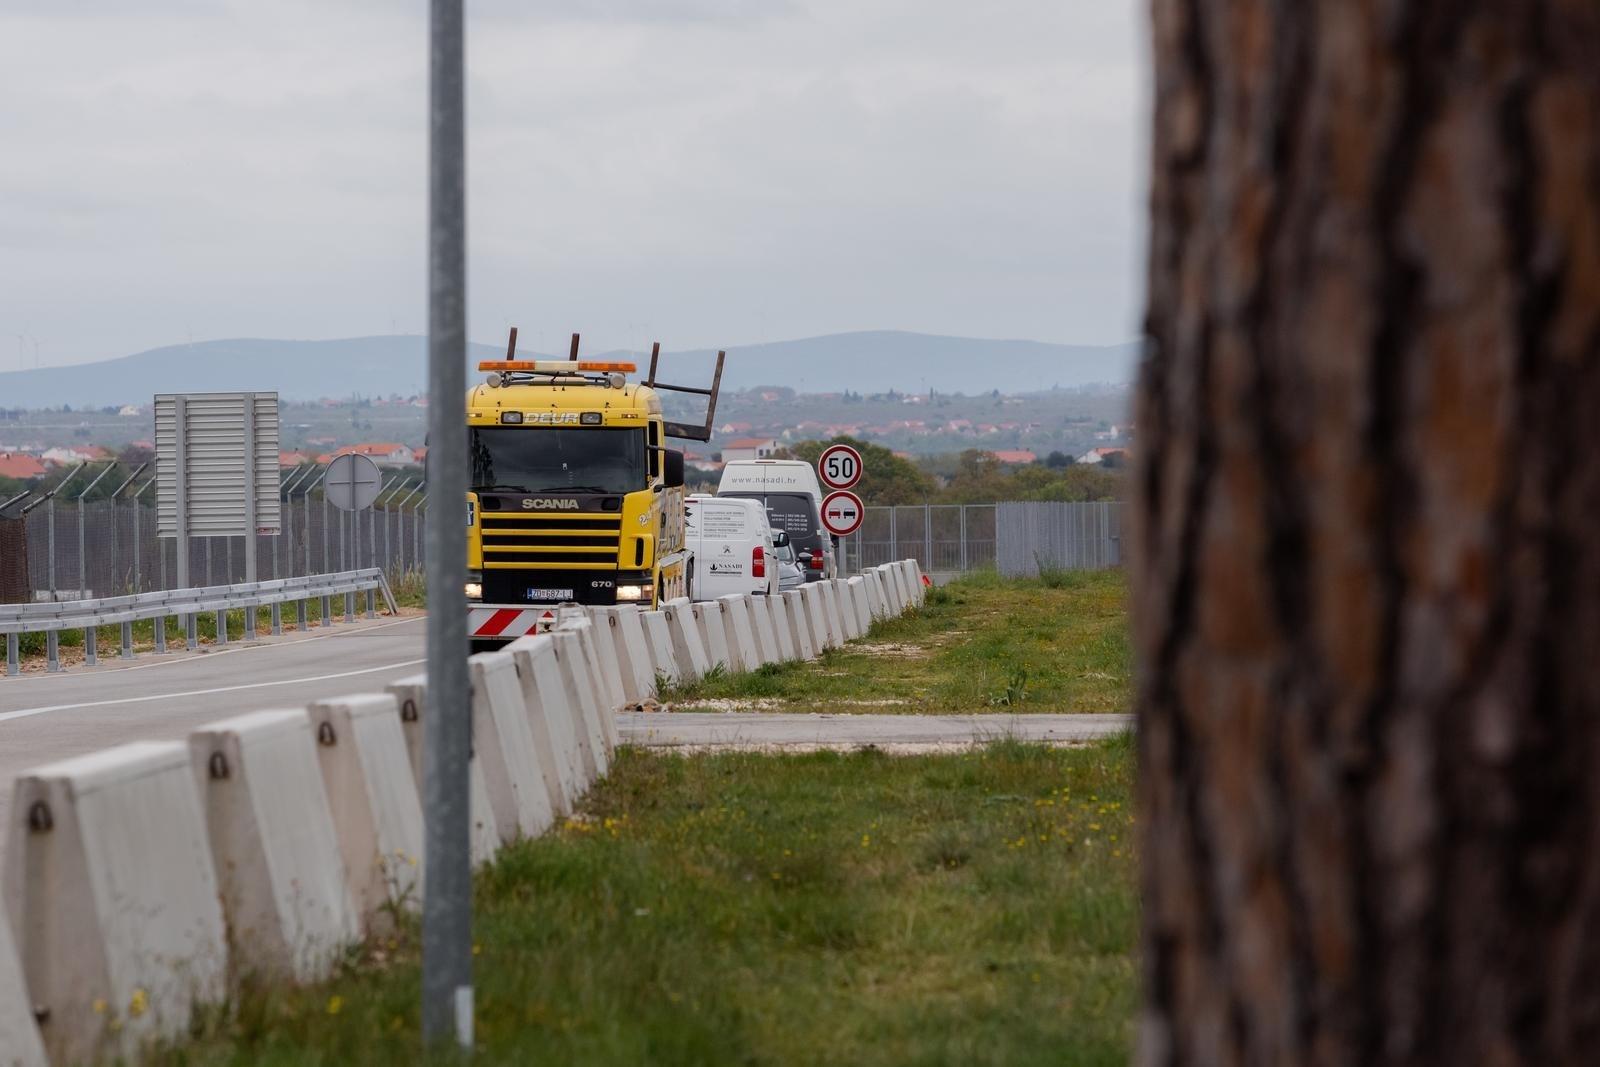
664;448;685;488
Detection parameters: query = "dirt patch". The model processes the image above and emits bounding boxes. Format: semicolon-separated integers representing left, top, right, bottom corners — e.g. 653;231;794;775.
667;697;787;713
852;642;933;659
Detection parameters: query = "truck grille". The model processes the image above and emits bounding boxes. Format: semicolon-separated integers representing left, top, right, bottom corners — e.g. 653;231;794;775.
479;512;621;570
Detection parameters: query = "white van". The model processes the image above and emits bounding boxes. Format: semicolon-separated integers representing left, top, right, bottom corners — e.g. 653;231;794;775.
717;460;823;505
684;494;778;601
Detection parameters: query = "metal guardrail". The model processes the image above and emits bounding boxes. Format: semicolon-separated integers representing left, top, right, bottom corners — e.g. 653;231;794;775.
2;568;400;676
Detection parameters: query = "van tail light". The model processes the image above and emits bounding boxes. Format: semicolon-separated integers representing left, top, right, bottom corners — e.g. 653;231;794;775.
809;550;825;570
752;546;766;579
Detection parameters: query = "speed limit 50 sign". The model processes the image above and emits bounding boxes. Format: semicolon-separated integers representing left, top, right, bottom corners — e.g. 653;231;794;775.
817;443;863;490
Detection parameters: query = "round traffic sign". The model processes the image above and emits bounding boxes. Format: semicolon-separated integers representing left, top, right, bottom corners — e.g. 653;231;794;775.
817;444;863;490
820;489;865;538
324;452;383;512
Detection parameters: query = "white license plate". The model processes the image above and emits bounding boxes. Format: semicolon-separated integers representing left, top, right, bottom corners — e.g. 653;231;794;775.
526;588;574;601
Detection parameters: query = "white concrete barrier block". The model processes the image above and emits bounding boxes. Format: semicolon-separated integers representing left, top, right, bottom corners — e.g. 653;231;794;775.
384;675;500;867
552;631;609;783
801;583;831;652
864;570;888;620
506;635;586;809
782;590;816;660
893;562;915;611
470;652;558;844
640;610;679;690
907;559;928;605
610;605;655;705
576;609;628;714
0;902;44;1067
770;593;799;661
188;710;360;985
6;741;227;1065
663;599;711;682
831;579;860;640
897;560;919;608
560;619;620;756
305;695;425;928
693;599;732;672
879;565;906;616
847;576;873;635
747;594;781;664
718;594;762;671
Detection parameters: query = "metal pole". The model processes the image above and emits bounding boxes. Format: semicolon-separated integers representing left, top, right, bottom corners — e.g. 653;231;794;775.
423;0;472;1041
48;499;55;595
243;396;259;583
960;504;968;572
174;395;190;589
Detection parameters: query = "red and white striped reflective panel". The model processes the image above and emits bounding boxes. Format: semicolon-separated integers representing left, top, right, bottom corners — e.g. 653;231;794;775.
468;607;558;639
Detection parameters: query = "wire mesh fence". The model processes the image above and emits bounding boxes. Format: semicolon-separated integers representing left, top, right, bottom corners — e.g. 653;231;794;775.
10;498;1119;600
12;499;428;601
843;501;1120;576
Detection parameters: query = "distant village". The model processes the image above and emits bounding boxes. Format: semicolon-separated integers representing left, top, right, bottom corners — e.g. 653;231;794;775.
0;384;1132;486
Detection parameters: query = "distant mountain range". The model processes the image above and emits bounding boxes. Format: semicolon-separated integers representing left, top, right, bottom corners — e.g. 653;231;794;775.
0;331;1137;409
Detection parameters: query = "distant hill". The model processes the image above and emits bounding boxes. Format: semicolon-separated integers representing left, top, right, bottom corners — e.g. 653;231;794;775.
0;331;1137;409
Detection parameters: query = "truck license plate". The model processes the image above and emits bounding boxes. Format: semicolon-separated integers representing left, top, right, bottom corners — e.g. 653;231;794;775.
525;588;574;601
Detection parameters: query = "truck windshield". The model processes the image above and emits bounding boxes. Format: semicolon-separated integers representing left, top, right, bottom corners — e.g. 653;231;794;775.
470;427;647;494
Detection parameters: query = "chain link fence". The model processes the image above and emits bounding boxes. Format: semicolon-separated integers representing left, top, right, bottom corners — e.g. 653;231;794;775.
11;497;1119;600
11;498;428;601
842;501;1121;576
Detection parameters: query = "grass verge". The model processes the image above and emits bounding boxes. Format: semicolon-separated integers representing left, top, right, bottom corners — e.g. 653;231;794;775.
663;569;1131;713
162;739;1136;1066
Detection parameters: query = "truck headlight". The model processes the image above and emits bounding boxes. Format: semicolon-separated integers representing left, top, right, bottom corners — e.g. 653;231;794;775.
465;571;483;600
616;583;652;602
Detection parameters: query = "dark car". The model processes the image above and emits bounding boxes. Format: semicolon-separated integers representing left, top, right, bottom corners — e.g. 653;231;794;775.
718;491;834;581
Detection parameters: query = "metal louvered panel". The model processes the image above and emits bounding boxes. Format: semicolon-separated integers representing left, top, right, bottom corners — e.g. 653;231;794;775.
154;392;281;538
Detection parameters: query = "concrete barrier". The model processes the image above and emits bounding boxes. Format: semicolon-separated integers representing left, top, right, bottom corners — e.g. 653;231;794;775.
470;652;559;844
906;560;928;605
718;594;762;671
552;631;609;783
747;594;781;664
0;904;44;1067
801;583;831;652
692;599;732;672
6;741;228;1065
663;598;711;682
879;565;906;615
640;609;679;689
384;675;500;866
188;710;360;985
766;593;798;661
847;576;873;635
560;619;620;756
507;635;587;809
305;694;426;927
575;608;628;713
610;604;656;704
831;579;860;639
896;560;919;608
864;570;888;620
782;590;815;660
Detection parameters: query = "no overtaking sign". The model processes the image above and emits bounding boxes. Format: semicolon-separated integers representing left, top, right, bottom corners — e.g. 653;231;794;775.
821;489;864;538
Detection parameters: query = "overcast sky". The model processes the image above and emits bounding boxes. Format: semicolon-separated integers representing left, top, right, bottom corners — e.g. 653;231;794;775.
0;1;1148;370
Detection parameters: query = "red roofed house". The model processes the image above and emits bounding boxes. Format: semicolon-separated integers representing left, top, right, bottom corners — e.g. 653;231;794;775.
0;453;47;481
721;437;780;462
990;450;1037;465
334;443;417;467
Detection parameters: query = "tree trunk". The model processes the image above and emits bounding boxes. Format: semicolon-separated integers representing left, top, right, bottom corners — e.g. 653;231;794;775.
1135;2;1600;1063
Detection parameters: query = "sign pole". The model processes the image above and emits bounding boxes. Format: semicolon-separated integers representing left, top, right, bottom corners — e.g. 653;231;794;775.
243;395;258;583
423;0;473;1050
174;395;189;589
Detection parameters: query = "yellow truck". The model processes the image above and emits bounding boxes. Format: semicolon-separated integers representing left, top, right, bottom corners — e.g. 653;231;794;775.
465;333;722;648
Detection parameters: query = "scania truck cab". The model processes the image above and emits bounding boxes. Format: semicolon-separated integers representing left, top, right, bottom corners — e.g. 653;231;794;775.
465;335;722;648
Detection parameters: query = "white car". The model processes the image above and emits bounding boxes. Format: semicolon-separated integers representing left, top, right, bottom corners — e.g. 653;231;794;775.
684;494;779;600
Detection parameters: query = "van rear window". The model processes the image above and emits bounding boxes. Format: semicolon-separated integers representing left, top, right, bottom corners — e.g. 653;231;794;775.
726;493;817;538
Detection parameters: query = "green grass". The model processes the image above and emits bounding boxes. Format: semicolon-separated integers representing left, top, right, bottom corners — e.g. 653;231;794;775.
663;570;1131;713
160;739;1137;1066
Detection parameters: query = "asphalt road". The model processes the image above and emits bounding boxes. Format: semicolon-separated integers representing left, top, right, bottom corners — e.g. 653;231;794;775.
0;615;428;861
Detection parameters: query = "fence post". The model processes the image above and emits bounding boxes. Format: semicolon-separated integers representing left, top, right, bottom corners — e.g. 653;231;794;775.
959;505;968;572
47;498;56;596
132;500;141;591
923;504;932;570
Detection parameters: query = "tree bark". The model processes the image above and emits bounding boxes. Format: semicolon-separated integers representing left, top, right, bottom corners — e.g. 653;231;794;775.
1135;2;1600;1063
